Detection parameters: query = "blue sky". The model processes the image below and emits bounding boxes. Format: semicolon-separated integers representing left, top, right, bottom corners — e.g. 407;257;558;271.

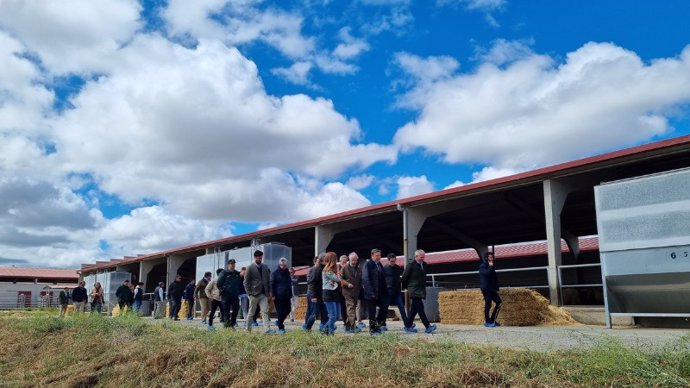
0;0;689;267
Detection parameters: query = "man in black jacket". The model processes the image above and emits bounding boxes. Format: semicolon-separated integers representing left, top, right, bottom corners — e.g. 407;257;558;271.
362;248;388;334
383;253;408;330
402;249;437;334
217;259;241;328
303;254;328;332
72;281;88;314
59;286;70;317
115;280;133;314
168;275;184;321
479;251;501;327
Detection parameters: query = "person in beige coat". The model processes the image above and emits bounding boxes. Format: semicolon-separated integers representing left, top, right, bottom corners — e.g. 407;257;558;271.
340;252;362;333
204;269;223;330
196;272;212;324
244;250;274;334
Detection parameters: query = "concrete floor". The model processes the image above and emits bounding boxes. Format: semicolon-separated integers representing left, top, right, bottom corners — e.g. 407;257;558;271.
147;316;689;352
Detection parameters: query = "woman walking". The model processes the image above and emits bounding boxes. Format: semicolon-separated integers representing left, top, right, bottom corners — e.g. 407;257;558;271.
322;252;342;336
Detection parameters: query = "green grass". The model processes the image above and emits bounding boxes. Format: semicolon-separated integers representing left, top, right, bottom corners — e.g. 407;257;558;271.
0;310;688;387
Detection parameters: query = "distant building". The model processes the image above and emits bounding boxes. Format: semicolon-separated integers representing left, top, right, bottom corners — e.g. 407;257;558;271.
0;267;79;309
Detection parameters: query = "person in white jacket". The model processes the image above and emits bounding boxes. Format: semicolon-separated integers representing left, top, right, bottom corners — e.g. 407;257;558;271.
204;268;224;330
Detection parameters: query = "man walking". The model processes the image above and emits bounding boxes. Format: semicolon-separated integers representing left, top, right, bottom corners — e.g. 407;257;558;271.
271;257;293;334
205;268;224;330
132;282;145;315
168;275;184;321
401;249;437;334
116;279;133;315
304;254;328;332
152;282;165;319
362;248;389;334
183;280;196;320
244;250;274;334
195;272;212;324
384;253;408;330
72;281;88;314
479;251;502;327
59;286;70;317
340;252;362;333
217;259;242;328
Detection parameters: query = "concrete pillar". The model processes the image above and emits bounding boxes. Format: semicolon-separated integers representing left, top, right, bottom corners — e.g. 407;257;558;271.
543;179;570;306
139;260;155;289
314;225;337;256
402;207;427;265
166;255;186;288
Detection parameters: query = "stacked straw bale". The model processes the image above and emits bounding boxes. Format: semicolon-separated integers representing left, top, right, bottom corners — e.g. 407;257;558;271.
439;288;576;326
294;296;308;320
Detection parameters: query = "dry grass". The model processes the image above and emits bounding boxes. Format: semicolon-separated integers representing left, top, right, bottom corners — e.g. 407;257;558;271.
0;310;688;387
439;289;577;326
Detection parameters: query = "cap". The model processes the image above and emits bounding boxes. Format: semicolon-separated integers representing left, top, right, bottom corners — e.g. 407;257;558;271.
253;250;264;257
279;257;288;265
228;259;236;264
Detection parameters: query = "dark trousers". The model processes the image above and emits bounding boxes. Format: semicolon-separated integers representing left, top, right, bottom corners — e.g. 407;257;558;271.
407;297;430;329
118;300;127;313
482;290;502;324
208;299;221;326
221;295;240;327
275;298;291;330
339;293;347;322
389;292;408;325
305;298;328;330
376;293;390;326
170;298;182;319
186;298;194;318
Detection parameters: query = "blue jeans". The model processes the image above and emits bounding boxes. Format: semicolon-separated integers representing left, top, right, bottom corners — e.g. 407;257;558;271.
133;300;142;313
389;292;408;325
91;302;102;314
305;297;329;330
324;301;340;333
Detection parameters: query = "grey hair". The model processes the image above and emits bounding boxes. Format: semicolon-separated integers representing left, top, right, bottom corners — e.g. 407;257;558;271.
414;249;425;257
348;252;359;259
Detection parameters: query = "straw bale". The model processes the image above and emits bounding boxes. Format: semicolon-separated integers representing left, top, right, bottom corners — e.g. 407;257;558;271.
294;296;308;320
439;288;576;326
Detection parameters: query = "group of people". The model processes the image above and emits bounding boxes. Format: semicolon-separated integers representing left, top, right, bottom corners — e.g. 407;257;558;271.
58;247;504;334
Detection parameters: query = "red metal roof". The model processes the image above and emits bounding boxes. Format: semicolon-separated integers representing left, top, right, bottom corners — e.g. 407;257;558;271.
419;236;599;265
0;267;79;280
83;134;690;272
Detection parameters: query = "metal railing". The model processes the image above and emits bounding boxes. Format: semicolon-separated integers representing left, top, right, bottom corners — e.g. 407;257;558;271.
0;295;62;310
557;263;603;306
427;266;550;290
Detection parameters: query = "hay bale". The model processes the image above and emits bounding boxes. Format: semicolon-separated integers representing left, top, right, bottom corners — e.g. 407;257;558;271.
439;289;576;326
294;296;308;320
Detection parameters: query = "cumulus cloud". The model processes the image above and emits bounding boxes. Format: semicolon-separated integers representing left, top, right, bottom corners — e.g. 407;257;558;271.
346;174;376;190
50;36;392;222
333;27;370;60
394;41;690;172
396;175;435;199
0;0;142;74
272;61;314;86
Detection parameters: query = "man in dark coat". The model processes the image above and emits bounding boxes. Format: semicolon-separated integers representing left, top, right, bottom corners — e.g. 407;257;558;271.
183;280;195;320
362;248;389;334
479;251;502;327
115;279;133;314
271;257;293;333
304;254;328;332
383;253;408;330
217;259;242;328
401;249;437;334
340;252;362;333
59;286;71;317
168;275;184;321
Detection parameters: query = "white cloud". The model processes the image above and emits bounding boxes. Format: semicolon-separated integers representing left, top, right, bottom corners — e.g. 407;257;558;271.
443;180;465;189
50;36;393;223
394;42;690;172
0;0;142;74
333;27;370;60
471;166;519;182
474;38;534;66
346;174;376;190
396;175;435;199
392;52;459;109
436;0;505;11
272;61;314;86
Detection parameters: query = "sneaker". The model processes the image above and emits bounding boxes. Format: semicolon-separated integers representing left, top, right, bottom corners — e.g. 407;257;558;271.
201;320;207;325
370;330;382;336
252;321;259;327
411;323;416;329
265;329;276;334
493;322;501;327
173;318;180;321
187;317;193;321
425;324;438;334
318;323;325;332
403;326;418;334
380;325;388;332
352;327;362;334
277;329;286;334
483;322;495;328
207;325;215;331
357;322;366;329
344;327;353;334
290;318;295;322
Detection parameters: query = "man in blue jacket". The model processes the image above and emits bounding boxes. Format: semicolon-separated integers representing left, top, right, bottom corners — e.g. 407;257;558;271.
479;251;502;327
